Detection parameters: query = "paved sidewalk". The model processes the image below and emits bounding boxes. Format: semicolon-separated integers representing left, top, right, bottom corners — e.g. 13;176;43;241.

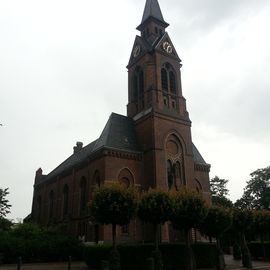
0;261;88;270
0;256;269;270
225;255;270;270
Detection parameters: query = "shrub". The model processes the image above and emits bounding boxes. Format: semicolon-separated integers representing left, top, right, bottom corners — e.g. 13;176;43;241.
248;242;270;260
0;223;83;263
84;243;218;270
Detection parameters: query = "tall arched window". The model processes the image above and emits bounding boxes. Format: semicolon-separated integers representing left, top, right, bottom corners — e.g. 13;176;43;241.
63;185;69;217
80;177;87;213
161;64;177;94
167;160;173;189
93;171;101;187
49;190;54;219
133;67;144;105
169;71;176;93
161;68;168;91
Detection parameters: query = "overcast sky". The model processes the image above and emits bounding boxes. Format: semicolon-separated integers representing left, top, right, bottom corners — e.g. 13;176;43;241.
1;0;269;221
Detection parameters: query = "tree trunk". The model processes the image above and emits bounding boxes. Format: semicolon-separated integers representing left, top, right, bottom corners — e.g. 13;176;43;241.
153;224;163;270
112;223;116;251
240;231;252;269
155;224;159;251
110;224;120;270
216;237;225;270
260;233;266;261
184;228;196;270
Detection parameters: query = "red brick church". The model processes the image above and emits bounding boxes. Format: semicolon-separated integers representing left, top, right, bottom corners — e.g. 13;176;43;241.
29;0;211;243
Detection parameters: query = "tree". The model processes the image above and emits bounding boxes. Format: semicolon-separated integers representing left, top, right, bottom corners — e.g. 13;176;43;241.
0;217;12;231
232;209;253;268
170;188;208;270
252;210;270;260
210;176;229;198
199;206;232;270
90;182;138;270
212;196;233;209
237;166;270;210
138;189;172;270
0;188;11;217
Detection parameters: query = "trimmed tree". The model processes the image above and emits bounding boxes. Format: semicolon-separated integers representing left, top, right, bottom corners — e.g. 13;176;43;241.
170;188;208;270
137;189;172;270
90;182;138;270
252;210;270;260
199;206;232;270
233;209;253;268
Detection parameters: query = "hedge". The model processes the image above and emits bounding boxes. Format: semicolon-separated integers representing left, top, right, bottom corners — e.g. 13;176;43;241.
0;224;83;263
84;243;218;270
248;242;270;260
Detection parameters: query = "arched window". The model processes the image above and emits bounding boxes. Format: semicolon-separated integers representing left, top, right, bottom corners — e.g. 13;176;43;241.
93;170;101;187
80;177;87;213
118;168;134;187
120;177;130;188
63;185;69;217
49;190;54;219
167;160;173;189
169;71;176;94
165;134;185;188
133;67;144;103
195;179;203;193
161;64;177;94
161;68;168;91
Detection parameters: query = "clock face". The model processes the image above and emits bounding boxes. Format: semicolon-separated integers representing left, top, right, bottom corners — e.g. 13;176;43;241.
133;45;141;58
163;41;173;54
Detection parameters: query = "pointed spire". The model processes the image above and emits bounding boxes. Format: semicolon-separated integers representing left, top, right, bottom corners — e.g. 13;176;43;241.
137;0;169;31
141;0;164;24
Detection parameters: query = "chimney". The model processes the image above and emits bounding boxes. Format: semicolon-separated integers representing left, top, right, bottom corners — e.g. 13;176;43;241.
35;168;43;183
73;141;83;154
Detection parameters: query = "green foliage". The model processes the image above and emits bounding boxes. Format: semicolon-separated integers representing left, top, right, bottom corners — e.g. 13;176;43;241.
0;188;11;217
199;206;232;238
210;176;229;197
0;217;12;231
0;223;83;263
84;243;218;270
212;196;233;208
138;189;172;225
91;182;138;226
252;210;270;236
236;166;270;210
232;209;254;233
170;188;208;230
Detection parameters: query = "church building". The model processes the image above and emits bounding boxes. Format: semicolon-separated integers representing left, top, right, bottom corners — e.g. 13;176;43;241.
30;0;211;243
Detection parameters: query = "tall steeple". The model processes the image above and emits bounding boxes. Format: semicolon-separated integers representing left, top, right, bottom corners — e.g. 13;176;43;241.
137;0;169;31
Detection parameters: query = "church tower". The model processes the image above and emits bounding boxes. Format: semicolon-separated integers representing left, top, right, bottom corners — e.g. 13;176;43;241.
127;0;210;194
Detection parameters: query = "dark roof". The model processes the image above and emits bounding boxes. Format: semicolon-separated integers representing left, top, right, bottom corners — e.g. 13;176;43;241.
42;113;207;182
93;113;140;152
46;139;98;180
141;0;165;24
192;143;207;164
44;113;140;181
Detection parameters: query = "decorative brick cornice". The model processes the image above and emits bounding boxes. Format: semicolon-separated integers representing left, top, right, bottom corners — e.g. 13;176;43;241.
103;148;142;161
194;163;211;172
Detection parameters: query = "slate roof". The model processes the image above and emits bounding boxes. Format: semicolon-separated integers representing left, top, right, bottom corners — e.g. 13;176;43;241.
141;0;165;24
46;139;98;180
93;113;140;152
43;113;208;182
44;113;140;181
192;143;207;164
